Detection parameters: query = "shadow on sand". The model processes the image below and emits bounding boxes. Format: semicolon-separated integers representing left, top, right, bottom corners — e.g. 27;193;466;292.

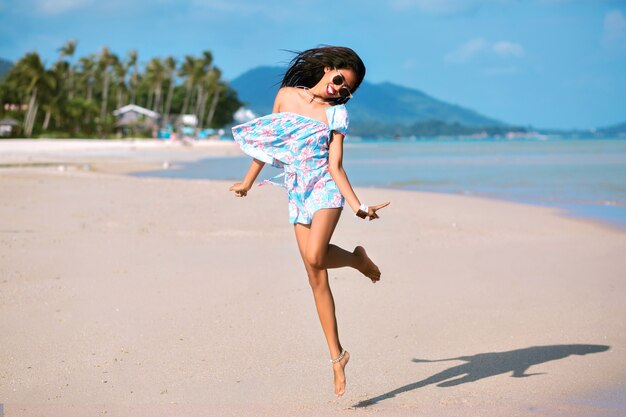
354;344;610;408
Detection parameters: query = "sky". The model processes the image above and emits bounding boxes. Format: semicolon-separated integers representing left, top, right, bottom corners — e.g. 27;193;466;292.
1;0;625;129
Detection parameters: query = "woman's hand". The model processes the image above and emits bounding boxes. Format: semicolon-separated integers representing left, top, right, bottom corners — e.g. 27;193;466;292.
229;182;250;197
366;202;391;221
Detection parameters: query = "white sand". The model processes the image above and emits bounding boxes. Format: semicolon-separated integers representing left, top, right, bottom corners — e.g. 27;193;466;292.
1;140;625;416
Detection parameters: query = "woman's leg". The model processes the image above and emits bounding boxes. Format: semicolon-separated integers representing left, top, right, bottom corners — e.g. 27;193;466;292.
326;244;381;282
294;208;350;396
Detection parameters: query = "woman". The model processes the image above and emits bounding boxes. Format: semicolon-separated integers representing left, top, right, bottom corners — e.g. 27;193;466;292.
229;45;390;397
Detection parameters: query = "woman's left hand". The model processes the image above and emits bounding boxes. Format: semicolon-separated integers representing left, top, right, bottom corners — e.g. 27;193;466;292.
229;182;250;197
367;202;391;220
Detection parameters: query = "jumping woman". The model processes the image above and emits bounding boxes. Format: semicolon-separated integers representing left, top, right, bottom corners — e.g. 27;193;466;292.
229;45;390;397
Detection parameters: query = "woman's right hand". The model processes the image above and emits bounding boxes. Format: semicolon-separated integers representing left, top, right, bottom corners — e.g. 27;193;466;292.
366;202;391;220
229;182;250;197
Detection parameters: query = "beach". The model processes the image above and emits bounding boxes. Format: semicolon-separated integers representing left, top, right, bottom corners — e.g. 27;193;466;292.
1;140;625;417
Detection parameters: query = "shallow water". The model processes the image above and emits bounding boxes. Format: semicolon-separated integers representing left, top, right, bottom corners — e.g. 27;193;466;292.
135;137;626;229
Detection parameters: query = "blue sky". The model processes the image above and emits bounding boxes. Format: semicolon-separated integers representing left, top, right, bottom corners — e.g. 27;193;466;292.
1;0;625;129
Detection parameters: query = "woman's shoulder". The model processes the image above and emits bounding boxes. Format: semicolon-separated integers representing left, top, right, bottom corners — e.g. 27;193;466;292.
326;104;348;118
273;87;301;112
276;86;302;101
326;103;347;113
327;104;349;134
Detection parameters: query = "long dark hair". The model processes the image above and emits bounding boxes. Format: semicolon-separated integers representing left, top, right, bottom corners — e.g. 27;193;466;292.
281;46;366;105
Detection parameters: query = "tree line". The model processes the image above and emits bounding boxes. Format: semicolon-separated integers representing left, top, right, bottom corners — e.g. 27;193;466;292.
0;40;242;138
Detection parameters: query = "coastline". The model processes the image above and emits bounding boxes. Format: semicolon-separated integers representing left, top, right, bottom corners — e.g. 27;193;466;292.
125;138;626;232
1;139;625;416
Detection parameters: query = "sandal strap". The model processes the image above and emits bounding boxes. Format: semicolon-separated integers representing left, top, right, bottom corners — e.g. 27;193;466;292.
330;349;346;364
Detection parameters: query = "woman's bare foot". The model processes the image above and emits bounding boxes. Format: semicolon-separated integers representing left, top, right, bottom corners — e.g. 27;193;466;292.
332;350;350;396
354;246;381;283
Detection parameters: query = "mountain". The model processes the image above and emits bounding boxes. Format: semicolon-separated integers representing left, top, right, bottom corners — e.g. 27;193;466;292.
0;58;12;78
597;121;626;137
349;81;503;127
230;66;283;116
230;66;505;133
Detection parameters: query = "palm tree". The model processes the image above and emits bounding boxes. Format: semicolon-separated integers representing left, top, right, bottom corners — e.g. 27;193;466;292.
163;56;177;124
42;62;65;130
113;59;128;110
145;58;166;113
97;47;116;135
126;50;139;104
193;51;213;122
10;52;49;136
78;55;96;101
179;55;197;115
58;39;78;99
204;68;224;128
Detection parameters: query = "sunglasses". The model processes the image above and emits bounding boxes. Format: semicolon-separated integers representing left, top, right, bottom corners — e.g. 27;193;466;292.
332;69;353;99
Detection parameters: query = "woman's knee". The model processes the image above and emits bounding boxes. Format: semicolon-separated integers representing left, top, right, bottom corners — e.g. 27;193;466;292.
304;250;326;270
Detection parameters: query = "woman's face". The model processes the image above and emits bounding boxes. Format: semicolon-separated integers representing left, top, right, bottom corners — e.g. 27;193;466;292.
317;66;358;100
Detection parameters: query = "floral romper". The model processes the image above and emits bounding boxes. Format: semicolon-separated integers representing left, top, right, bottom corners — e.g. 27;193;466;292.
232;104;349;224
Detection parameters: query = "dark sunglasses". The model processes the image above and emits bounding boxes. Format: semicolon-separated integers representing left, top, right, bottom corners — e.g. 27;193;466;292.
332;69;353;99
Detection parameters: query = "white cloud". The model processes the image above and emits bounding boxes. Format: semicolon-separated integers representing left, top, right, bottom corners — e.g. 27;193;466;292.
492;41;525;57
446;38;525;63
445;37;488;63
602;10;626;48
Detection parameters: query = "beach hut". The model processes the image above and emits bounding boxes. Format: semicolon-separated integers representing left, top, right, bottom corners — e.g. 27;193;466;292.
112;104;160;137
0;117;19;137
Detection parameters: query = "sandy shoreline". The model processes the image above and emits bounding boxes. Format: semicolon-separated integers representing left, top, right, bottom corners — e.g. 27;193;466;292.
1;140;625;416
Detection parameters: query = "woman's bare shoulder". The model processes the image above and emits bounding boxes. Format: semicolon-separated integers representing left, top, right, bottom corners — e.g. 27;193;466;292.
273;87;300;112
277;87;301;100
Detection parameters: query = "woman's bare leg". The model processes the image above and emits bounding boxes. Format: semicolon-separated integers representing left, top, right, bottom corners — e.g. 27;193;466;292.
326;244;381;282
294;208;350;396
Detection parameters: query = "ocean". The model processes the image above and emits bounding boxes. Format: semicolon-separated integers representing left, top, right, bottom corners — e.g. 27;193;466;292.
134;137;626;230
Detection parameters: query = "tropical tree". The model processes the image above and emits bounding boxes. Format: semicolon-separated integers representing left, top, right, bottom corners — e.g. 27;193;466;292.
204;68;223;128
113;59;128;110
179;55;197;115
0;41;242;138
145;57;166;113
78;55;96;101
194;51;213;119
41;62;65;130
126;50;139;104
7;52;52;136
163;56;177;124
58;39;77;99
97;47;116;135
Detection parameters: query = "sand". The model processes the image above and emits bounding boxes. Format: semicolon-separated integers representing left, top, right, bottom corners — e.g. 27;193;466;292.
1;139;625;417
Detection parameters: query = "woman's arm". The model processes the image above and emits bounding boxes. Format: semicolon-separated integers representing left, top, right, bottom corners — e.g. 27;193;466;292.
328;132;360;212
328;132;390;218
230;88;288;197
229;158;265;197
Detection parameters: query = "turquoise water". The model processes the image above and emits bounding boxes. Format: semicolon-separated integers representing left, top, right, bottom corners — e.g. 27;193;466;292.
135;137;626;229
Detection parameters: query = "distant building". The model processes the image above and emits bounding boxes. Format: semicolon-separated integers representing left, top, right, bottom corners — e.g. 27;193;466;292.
0;117;19;137
113;104;160;137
